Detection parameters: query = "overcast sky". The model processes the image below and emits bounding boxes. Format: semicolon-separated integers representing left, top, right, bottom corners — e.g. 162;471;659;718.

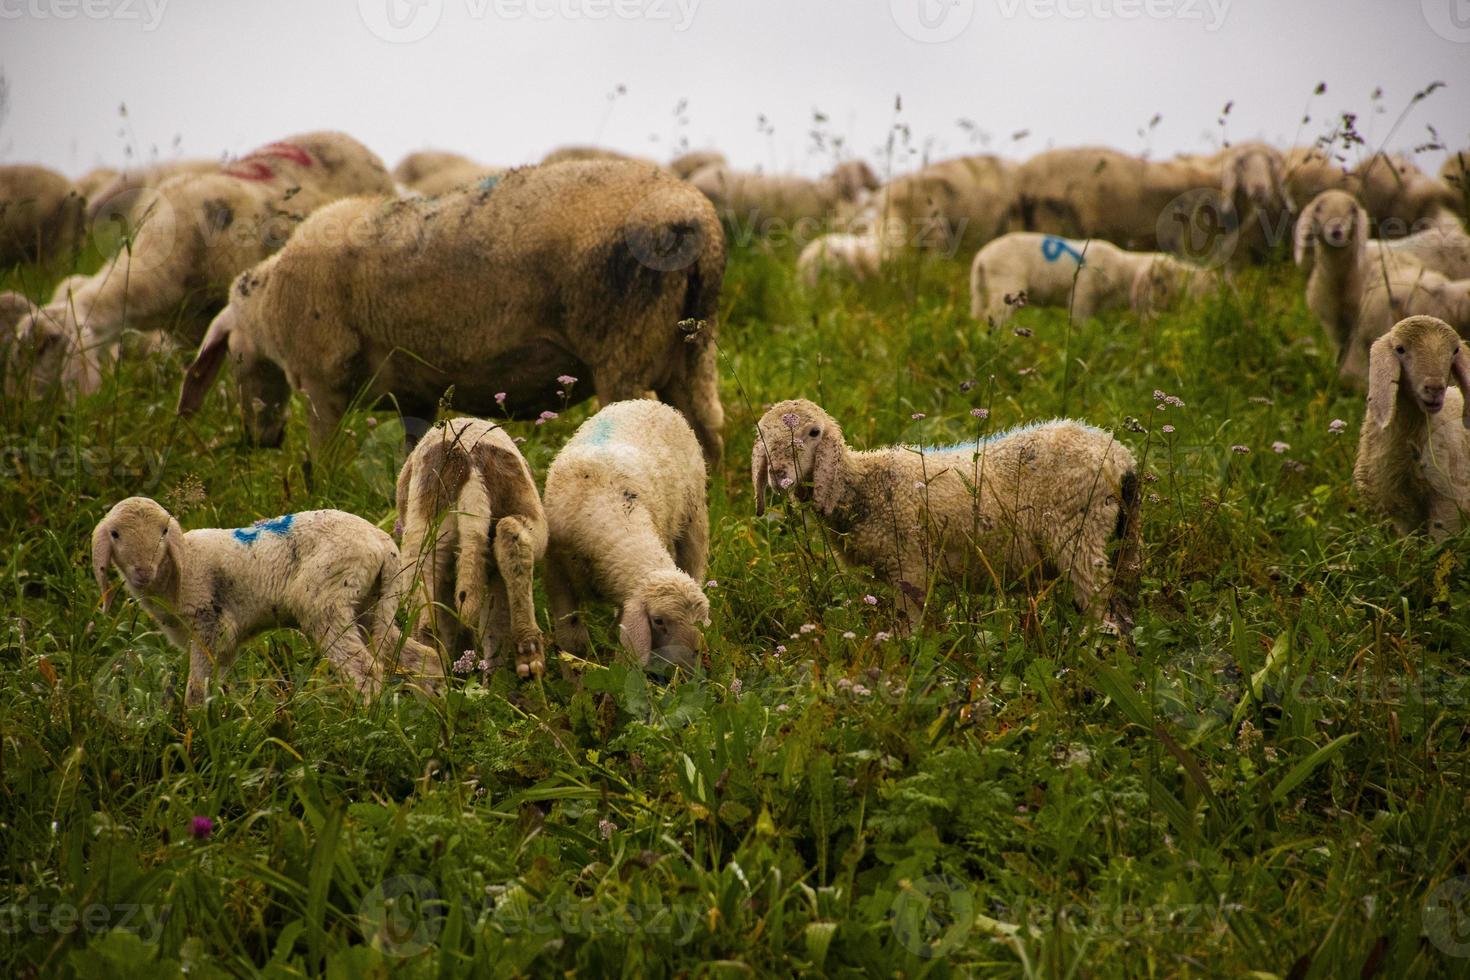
1;0;1467;179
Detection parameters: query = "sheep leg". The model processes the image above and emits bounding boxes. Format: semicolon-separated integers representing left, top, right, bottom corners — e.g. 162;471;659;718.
494;515;545;679
307;603;384;702
545;551;589;658
184;630;236;707
299;380;351;460
680;336;726;465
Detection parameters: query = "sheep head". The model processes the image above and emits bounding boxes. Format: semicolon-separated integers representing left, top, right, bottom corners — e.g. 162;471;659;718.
752;399;847;516
1293;190;1367;268
1130;257;1217;315
92;496;185;613
1365;315;1470;431
619;569;709;673
829;160;880;203
7;305;100;400
1222;144;1293;216
178;302;290;447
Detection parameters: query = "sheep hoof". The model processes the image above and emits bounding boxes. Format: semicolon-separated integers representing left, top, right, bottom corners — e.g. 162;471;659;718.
515;638;545;679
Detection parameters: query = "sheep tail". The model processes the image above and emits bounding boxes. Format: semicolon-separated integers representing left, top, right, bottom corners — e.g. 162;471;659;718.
453;465;494;630
1107;469;1143;634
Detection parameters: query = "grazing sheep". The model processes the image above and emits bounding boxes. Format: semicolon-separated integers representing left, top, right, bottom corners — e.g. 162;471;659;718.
0;165;84;267
395;418;549;679
751;400;1142;633
1211;142;1296;260
1294;190;1470;380
541;145;659;168
797;232;882;287
91;497;443;706
393;150;504;197
11;132;394;398
969;232;1214;327
669;150;727;180
1282;145;1354;213
75;166;120;203
690;159;878;237
176;160;727;464
1442;150;1469;222
1351;152;1462;236
543;400;710;672
1353;315;1470;540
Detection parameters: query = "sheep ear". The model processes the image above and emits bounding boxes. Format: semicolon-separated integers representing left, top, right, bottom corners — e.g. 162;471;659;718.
1219;159;1240;217
164;517;186;582
91;518;116;613
1272;156;1296;214
1292;204;1315;266
1453;349;1470;430
618;598;653;666
178;307;235;416
1365;336;1401;430
811;428;843;514
751;437;769;517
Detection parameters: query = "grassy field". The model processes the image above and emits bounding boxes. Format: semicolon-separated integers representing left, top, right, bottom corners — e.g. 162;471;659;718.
3;231;1470;978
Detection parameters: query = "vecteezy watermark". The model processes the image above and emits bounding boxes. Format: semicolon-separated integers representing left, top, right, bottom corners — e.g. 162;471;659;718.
890;0;975;43
0;898;169;941
890;875;976;958
1157;188;1239;270
1422;0;1470;43
994;0;1230;30
0;0;168;30
359;875;444;958
1424;877;1470;957
359;0;700;43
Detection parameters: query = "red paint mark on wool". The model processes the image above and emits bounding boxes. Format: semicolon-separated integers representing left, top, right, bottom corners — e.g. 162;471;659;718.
221;142;314;182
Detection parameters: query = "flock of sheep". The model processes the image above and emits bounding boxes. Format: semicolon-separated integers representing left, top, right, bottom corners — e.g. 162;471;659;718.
2;129;1468;700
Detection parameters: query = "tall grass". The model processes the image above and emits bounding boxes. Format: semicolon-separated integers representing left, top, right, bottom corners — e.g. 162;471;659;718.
2;237;1468;977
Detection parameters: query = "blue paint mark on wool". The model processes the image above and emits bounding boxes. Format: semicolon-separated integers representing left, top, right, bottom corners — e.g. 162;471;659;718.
918;419;1106;456
579;414;616;447
233;513;296;545
477;174;500;193
1041;236;1086;265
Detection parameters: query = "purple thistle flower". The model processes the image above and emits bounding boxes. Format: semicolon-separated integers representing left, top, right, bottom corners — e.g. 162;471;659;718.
557;375;578;386
494;392;507;404
863;594;878;605
452;650;476;675
190;816;214;840
781;412;800;430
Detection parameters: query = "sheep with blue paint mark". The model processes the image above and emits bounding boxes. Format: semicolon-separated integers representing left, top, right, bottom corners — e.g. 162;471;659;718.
543;400;711;672
752;399;1142;633
91;497;443;706
969;231;1215;328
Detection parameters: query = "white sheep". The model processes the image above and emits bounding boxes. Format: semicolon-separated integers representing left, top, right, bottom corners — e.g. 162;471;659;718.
969;232;1215;328
796;232;882;288
91;497;443;706
669;150;727;181
392;150;505;197
542;400;710;672
690;160;878;237
1353;315;1470;540
0;165;83;266
395;417;549;679
1294;190;1470;381
751;400;1142;633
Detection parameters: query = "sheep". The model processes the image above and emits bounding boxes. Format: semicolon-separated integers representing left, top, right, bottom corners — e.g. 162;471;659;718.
751;399;1142;633
91;497;444;706
1442;150;1469;223
392;150;504;197
10;132;394;398
395;417;549;679
796;232;882;288
176;159;727;464
542;400;710;673
690;159;878;239
0;165;84;266
669;150;726;180
1353;315;1470;541
968;232;1215;327
1350;152;1462;237
75;166;121;204
1282;145;1354;211
1294;190;1470;380
541;145;660;169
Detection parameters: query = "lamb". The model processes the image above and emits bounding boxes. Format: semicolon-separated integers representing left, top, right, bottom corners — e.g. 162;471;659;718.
91;497;444;706
12;132;394;398
669;150;727;180
751;399;1142;633
690;159;878;237
395;417;549;679
542;400;710;673
796;232;882;288
1353;315;1470;540
0;165;84;266
84;157;220;226
968;232;1215;327
176;159;727;464
1294;190;1470;380
1282;145;1353;212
